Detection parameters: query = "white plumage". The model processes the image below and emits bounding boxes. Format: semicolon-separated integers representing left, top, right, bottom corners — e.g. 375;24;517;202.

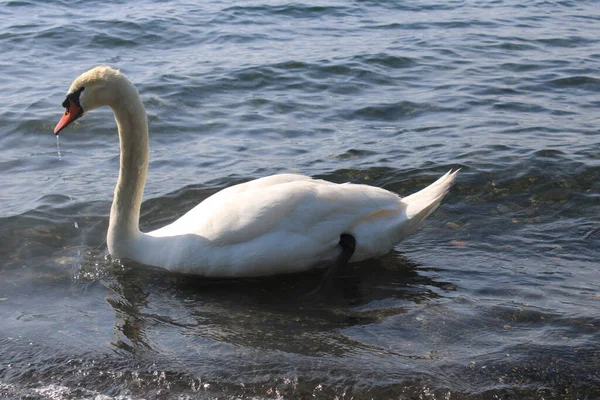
54;66;458;277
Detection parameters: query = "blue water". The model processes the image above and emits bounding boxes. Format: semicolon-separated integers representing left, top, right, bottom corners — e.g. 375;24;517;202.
1;0;599;398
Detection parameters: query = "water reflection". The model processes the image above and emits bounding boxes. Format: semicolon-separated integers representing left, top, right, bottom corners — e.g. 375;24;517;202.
102;250;455;358
104;265;152;352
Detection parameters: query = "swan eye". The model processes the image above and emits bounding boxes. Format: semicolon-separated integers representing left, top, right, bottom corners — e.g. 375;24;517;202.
63;87;85;111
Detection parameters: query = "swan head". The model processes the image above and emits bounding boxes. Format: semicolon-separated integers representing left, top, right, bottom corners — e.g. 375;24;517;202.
54;66;129;134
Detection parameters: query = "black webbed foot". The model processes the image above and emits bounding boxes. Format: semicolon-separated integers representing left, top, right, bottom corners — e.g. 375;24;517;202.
304;233;356;297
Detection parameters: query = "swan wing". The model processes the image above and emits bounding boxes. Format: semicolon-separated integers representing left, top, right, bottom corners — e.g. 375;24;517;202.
143;171;457;276
151;173;401;243
145;174;399;275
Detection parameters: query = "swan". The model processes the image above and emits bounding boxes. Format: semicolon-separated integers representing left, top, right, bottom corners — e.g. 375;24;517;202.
54;66;458;278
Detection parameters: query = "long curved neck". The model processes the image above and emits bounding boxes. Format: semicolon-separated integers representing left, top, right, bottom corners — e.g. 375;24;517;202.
107;83;149;255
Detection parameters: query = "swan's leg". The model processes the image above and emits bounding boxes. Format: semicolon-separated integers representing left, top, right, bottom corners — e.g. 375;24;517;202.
309;233;356;295
327;233;356;280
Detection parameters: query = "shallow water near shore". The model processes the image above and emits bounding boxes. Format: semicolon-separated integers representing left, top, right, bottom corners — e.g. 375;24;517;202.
1;0;599;398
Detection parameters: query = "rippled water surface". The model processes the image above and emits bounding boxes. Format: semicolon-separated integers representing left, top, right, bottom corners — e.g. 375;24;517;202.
1;0;599;398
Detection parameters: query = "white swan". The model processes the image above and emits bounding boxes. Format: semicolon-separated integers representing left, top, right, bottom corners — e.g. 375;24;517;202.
54;66;458;278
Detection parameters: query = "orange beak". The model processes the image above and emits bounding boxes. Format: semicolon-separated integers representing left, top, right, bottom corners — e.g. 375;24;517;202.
54;101;82;135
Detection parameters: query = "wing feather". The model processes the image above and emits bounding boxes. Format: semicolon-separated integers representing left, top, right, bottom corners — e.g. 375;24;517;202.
150;174;403;247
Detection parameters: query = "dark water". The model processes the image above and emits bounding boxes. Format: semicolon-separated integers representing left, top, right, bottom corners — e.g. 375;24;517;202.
1;0;599;398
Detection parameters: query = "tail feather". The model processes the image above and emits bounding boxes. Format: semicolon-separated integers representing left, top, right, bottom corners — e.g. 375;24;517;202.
402;169;459;221
348;169;459;261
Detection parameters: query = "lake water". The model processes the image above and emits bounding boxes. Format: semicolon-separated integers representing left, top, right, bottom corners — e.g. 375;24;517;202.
1;0;599;398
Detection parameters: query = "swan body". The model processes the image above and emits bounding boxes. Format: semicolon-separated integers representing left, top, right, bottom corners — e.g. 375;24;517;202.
54;66;458;277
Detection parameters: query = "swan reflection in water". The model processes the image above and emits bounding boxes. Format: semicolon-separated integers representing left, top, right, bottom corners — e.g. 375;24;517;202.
101;250;455;358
